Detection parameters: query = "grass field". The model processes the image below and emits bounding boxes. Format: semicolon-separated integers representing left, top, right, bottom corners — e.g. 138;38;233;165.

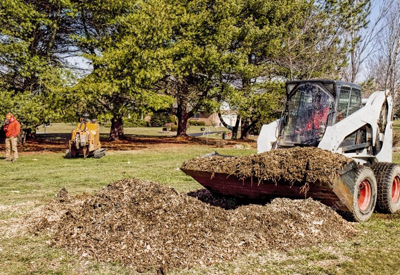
0;123;400;274
0;147;251;207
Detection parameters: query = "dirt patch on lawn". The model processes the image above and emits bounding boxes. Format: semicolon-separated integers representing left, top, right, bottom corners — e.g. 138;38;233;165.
28;178;355;273
181;147;353;186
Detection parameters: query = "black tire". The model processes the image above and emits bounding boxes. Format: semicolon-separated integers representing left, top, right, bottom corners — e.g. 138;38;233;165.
371;162;400;213
65;150;72;159
94;148;106;158
349;166;377;222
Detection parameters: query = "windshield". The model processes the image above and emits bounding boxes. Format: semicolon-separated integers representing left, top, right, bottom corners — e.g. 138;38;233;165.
280;83;333;146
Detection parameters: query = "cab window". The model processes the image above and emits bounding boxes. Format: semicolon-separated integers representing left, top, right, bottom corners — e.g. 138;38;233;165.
336;87;351;122
349;88;361;116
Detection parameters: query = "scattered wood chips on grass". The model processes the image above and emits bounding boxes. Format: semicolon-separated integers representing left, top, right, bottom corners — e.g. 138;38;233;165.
28;178;355;273
181;147;353;185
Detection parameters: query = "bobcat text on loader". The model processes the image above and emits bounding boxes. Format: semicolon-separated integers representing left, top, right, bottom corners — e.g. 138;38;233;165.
182;80;399;222
65;113;105;158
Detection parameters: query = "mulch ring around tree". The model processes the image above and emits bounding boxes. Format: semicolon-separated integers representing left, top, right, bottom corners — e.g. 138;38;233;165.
28;178;355;273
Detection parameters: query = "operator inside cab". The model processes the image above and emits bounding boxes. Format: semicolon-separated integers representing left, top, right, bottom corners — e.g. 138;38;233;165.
280;83;333;146
305;92;329;133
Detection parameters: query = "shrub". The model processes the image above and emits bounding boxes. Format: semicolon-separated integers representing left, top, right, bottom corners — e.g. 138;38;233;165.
151;111;175;127
169;115;177;125
188;120;206;126
171;125;178;131
123;116;147;127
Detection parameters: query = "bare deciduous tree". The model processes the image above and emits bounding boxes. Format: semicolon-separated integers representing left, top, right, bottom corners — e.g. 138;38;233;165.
366;0;400;116
342;0;395;83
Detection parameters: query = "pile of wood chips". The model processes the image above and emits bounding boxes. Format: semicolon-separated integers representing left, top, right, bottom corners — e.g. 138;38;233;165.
29;178;355;273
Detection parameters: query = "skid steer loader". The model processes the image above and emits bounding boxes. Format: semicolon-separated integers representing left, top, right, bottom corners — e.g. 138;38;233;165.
65;114;105;158
181;80;399;222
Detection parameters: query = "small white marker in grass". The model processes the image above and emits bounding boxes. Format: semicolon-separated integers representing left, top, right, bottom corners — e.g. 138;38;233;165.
127;161;131;164
32;159;38;161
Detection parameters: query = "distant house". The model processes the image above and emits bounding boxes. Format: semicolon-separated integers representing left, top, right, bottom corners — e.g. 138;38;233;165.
174;100;240;127
219;102;240;127
219;112;239;127
189;113;220;126
189;110;240;127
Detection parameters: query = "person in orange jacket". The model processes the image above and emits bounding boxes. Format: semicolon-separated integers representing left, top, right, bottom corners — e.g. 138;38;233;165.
3;113;21;162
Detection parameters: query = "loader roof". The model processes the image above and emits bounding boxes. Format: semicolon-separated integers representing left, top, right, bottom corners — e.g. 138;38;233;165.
286;79;361;97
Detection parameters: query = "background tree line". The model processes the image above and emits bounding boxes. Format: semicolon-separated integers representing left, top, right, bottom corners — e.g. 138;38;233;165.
0;0;398;140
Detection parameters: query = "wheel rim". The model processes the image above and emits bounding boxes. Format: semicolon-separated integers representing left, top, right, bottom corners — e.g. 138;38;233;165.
392;176;400;203
358;179;372;211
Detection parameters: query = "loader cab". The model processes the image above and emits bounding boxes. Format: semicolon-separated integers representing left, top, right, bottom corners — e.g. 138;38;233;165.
335;84;362;123
279;80;362;147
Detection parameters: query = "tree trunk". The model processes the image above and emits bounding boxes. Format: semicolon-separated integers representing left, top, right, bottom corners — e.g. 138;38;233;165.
240;128;250;139
240;119;250;140
110;116;124;140
177;115;189;136
389;15;400;99
231;115;240;140
26;128;36;140
240;119;256;140
217;112;232;130
176;102;192;136
217;112;240;139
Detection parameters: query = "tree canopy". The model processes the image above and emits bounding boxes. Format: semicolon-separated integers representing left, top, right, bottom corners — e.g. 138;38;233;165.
0;0;76;132
0;0;384;139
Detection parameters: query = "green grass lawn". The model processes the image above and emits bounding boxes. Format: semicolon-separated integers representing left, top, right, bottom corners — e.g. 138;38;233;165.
394;120;400;133
1;145;400;274
0;147;253;208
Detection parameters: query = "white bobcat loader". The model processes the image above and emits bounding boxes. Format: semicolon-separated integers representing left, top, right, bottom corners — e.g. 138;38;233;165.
182;80;398;222
257;80;398;221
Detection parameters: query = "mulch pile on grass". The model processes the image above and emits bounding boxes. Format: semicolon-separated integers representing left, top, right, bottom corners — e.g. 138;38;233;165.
181;147;353;185
30;178;355;273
